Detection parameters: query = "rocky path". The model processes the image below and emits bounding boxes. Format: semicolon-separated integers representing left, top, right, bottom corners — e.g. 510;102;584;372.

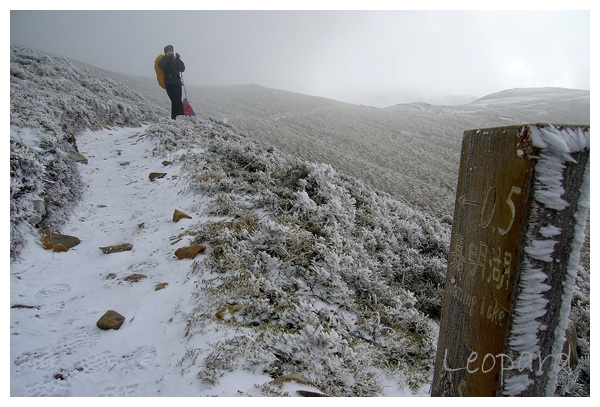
10;126;208;396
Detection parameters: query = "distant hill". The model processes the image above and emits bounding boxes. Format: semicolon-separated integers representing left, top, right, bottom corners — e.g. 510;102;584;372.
183;84;589;217
473;86;589;103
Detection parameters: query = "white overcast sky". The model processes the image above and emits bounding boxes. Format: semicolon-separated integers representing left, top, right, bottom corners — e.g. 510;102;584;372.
8;2;593;106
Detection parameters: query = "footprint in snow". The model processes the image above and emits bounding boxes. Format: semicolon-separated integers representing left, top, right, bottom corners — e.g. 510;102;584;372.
72;349;120;374
116;345;158;374
37;300;66;317
58;326;101;351
101;383;140;397
13;347;62;374
23;377;72;396
35;283;71;300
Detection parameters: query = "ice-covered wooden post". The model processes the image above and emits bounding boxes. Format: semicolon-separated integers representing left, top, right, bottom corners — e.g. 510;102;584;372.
431;124;589;396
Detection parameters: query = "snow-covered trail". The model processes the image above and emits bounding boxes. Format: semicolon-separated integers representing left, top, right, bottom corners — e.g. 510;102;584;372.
9;124;435;398
10;126;215;396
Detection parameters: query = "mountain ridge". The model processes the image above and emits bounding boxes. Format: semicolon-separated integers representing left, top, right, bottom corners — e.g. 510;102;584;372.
10;43;590;397
12;44;590;219
180;83;589;217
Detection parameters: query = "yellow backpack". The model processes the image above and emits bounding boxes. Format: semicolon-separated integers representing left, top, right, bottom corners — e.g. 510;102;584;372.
154;54;166;89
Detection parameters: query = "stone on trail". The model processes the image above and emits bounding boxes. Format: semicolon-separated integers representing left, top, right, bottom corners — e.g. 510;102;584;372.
155;282;168;291
99;243;133;254
174;244;206;260
123;273;147;283
173;209;192;222
96;310;125;330
41;229;81;252
149;172;167;181
71;151;88;164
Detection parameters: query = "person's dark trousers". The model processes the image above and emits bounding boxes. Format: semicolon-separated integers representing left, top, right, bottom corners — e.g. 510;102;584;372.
166;84;184;119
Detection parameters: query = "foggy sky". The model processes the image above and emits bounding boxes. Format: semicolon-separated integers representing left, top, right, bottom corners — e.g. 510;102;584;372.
10;9;590;107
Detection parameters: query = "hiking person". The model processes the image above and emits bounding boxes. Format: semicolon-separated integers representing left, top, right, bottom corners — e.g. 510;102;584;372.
158;45;186;119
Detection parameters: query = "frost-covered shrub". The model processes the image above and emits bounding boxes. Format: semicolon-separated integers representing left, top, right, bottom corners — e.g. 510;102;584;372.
9;127;83;258
147;117;590;396
554;263;590;396
146;118;448;395
10;45;163;134
10;138;45;253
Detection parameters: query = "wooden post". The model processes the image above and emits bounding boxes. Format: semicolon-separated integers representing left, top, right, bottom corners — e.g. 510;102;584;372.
431;124;589;396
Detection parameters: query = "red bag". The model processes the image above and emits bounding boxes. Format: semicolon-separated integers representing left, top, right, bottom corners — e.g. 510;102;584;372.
183;98;196;116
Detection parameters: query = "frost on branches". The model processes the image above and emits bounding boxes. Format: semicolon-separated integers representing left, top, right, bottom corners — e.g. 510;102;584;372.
146;118;449;395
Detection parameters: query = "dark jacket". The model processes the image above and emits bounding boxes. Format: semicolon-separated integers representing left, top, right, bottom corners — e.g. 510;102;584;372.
158;54;185;87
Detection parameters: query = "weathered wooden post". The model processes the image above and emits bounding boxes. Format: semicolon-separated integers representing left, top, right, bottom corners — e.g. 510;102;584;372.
431;124;589;396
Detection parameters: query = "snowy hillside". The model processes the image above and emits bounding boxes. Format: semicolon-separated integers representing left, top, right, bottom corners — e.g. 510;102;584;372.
9;45;589;396
124;78;590;219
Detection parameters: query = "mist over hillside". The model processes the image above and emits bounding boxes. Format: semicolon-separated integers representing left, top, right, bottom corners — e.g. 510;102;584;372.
10;45;590;396
116;71;590;218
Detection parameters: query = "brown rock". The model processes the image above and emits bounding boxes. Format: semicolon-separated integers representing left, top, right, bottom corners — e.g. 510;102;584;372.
173;209;192;222
155;282;168;291
296;390;329;397
269;374;328;397
162;160;172;166
99;243;133;254
174;244;206;260
270;373;314;386
149;172;167;181
71;151;88;164
96;310;125;330
11;304;39;309
123;273;147;283
41;229;80;252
